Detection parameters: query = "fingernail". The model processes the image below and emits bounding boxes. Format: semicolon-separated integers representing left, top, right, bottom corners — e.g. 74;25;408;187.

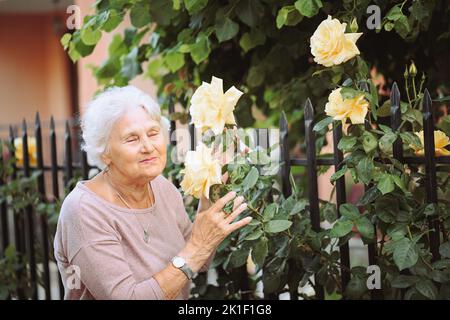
241;203;247;209
237;196;244;201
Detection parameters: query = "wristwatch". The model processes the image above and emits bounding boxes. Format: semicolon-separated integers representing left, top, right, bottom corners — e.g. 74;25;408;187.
171;256;195;280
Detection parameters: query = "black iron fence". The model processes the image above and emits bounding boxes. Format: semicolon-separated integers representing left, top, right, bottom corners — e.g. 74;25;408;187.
0;82;449;300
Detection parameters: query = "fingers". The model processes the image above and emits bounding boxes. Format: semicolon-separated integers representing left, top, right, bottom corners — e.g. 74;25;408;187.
212;191;236;211
225;202;247;224
232;195;245;211
228;216;253;233
221;172;229;184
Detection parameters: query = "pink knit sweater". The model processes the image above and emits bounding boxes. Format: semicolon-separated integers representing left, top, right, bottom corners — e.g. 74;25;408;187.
53;174;214;300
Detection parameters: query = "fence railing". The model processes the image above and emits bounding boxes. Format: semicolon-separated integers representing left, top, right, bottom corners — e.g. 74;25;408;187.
0;82;449;300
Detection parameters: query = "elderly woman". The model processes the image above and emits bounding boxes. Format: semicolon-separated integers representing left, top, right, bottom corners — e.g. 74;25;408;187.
54;86;251;300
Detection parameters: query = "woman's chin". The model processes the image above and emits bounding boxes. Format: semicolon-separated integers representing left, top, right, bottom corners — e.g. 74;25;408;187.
137;164;162;178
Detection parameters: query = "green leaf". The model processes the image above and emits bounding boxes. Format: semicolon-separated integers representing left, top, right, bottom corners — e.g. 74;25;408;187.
236;0;264;27
239;29;266;52
164;51;185;72
294;0;322;18
330;165;347;183
356;157;374;185
60;33;72;50
265;220;292;233
357;186;381;206
102;10;123;32
377;100;391;117
276;6;289;29
183;0;208;15
393;238;419;271
252;237;268;266
243;167;259;192
313;117;333;132
392;175;410;195
276;6;302;29
338;136;357;152
439;242;450;258
330;219;354;238
130;2;151;28
80;27;102;45
415;279;438;300
190;35;211;64
262;203;277;221
215;17;239;43
402;109;423;126
345;274;367;299
340;87;362;100
339;203;360;221
362;131;378;154
385;6;403;21
379;132;398;155
120;47;142;80
245;228;263;241
355;216;374;239
391;275;418;288
394;15;410;39
323;203;337;223
229;246;250;268
377;173;395;195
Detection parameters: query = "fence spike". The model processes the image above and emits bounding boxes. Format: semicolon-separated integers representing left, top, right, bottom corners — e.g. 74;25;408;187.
35;112;41;128
22;118;27;133
304;98;314;121
50;116;55;131
422;88;440;261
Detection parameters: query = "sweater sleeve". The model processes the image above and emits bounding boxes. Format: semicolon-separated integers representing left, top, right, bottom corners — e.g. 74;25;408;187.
71;240;165;300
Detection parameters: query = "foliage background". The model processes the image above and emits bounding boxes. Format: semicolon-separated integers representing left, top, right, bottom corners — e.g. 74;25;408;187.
1;0;449;300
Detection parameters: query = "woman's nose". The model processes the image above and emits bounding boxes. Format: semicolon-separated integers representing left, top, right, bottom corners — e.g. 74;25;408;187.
140;136;155;153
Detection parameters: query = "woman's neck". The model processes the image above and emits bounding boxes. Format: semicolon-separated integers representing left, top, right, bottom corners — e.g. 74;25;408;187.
103;169;152;208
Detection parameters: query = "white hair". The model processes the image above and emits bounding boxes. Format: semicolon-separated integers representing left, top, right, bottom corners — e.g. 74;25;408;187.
81;85;170;169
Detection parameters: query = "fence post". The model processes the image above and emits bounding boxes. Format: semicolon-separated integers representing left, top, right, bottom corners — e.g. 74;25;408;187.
9;125;26;299
0;139;10;256
50;117;65;299
64;121;73;190
21;119;38;299
332;122;351;290
279;112;292;198
35;113;51;300
391;82;403;162
422;89;441;261
304;98;325;300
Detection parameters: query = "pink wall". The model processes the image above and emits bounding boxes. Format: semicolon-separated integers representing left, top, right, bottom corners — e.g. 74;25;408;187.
0;13;71;128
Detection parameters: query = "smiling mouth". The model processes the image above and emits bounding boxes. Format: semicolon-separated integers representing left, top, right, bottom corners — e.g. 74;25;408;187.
140;157;157;163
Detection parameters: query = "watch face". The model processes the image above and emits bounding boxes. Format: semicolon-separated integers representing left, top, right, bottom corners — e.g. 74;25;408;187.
172;256;185;268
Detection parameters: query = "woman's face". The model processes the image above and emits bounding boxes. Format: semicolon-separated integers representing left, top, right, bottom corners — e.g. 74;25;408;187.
103;107;167;182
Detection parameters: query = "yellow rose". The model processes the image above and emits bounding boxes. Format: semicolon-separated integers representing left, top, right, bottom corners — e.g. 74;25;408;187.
180;143;222;199
189;76;243;135
325;88;369;125
14;137;37;167
310;16;362;67
410;130;450;156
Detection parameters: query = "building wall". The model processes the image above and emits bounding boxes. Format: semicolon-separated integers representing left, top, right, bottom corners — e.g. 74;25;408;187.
0;13;71;132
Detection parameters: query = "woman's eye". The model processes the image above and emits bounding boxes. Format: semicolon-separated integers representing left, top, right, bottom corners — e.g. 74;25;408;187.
127;137;138;143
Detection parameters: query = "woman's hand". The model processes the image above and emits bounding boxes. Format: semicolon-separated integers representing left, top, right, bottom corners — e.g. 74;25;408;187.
190;191;251;253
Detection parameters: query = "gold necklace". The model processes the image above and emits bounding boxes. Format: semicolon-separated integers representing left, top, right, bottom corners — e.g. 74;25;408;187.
104;171;155;244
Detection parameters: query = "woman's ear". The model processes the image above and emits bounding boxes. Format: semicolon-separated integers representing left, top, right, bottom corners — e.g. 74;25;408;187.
101;152;112;168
